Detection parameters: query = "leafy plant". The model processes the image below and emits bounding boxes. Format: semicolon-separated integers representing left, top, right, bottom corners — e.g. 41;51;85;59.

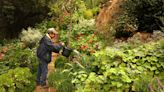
72;19;95;35
134;74;164;92
72;38;164;92
84;0;108;9
48;69;75;92
68;19;103;54
1;41;38;74
83;9;93;19
0;67;33;92
123;0;164;33
133;73;153;92
0;0;52;39
55;56;69;69
20;27;42;48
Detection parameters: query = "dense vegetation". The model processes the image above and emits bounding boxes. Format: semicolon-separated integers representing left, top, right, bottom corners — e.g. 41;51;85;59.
0;0;51;39
123;0;164;33
0;0;164;92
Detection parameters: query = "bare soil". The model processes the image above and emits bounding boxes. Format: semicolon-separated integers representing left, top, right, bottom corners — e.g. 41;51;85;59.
96;0;123;31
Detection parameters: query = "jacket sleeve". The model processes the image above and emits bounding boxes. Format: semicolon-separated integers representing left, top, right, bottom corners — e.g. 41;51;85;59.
44;39;63;53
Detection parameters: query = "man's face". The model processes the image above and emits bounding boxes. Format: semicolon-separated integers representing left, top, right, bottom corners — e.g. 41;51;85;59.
49;33;55;38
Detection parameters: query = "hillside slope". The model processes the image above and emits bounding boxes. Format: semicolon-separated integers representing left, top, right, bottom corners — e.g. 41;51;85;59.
96;0;123;31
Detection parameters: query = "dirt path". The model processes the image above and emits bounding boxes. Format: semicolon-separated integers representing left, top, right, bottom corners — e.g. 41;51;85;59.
34;53;58;92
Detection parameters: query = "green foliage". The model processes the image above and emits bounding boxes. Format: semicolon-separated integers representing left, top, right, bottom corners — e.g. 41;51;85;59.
72;19;95;35
83;0;108;9
0;0;52;39
0;67;33;92
134;73;153;92
35;20;58;34
97;24;116;46
91;7;100;16
48;53;90;92
58;29;68;42
0;39;38;91
114;13;136;38
48;54;85;92
83;9;93;19
134;74;164;92
160;39;164;49
72;39;164;92
58;18;102;53
55;56;69;69
64;18;104;53
124;0;164;18
20;27;42;48
48;0;102;27
48;2;62;18
48;0;79;29
1;42;38;74
123;0;164;32
48;69;74;92
73;0;101;19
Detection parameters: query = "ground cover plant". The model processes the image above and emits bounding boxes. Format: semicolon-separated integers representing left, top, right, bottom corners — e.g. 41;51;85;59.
0;28;40;91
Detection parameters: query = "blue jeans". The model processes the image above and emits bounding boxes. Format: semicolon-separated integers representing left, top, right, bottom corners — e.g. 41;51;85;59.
36;58;48;85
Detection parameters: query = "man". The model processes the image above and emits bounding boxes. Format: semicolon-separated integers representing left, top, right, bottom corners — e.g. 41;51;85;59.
36;28;64;86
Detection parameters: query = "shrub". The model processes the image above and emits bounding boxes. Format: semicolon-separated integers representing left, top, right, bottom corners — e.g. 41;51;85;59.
55;56;69;69
134;74;164;92
72;38;164;92
112;11;137;39
0;0;52;39
123;0;164;33
83;9;93;19
0;40;38;92
69;18;103;54
20;27;42;48
48;69;75;92
1;41;38;74
35;20;59;34
0;67;33;92
72;18;95;35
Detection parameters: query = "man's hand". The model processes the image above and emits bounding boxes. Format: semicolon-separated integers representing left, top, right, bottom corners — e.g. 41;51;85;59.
60;42;65;46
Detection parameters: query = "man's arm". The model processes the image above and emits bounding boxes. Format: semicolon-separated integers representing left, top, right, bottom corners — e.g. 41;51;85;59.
44;38;63;53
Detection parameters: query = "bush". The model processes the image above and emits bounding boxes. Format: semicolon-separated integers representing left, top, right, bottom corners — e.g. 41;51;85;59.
1;41;38;74
134;74;164;92
0;40;38;92
55;56;69;69
72;38;164;92
35;20;59;34
83;9;93;19
0;0;52;39
72;19;95;35
20;27;42;48
0;67;33;92
48;54;77;91
123;0;164;33
126;31;164;44
48;69;74;92
68;18;103;54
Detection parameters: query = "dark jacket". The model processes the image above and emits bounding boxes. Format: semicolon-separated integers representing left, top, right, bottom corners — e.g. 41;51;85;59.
37;35;63;63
